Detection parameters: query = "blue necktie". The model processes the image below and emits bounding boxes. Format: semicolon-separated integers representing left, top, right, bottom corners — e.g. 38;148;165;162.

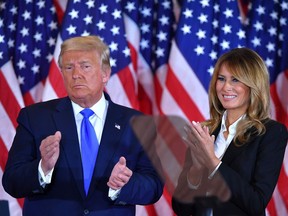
80;108;99;195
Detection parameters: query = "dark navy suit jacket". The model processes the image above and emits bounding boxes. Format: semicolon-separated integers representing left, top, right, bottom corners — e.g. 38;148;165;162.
2;94;163;216
172;120;287;216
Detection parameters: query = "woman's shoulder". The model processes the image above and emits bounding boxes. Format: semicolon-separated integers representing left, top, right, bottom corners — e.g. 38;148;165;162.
262;118;288;139
263;118;287;129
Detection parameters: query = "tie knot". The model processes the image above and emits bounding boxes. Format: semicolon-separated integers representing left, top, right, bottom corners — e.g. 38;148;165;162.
80;108;94;119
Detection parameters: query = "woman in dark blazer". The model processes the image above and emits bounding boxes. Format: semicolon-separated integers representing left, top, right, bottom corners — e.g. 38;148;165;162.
172;48;288;216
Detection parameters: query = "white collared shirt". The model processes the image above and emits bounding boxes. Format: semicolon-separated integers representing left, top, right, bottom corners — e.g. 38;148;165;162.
214;111;245;160
208;111;245;180
71;93;108;147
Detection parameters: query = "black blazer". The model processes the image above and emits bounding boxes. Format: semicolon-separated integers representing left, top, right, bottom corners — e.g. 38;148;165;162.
2;93;163;216
172;119;287;216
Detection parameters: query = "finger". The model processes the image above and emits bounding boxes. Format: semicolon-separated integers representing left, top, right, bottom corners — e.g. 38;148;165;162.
43;146;58;159
55;131;62;139
191;121;205;137
107;181;119;189
119;156;126;166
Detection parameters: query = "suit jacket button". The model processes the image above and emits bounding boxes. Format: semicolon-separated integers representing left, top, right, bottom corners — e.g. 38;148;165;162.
84;209;89;215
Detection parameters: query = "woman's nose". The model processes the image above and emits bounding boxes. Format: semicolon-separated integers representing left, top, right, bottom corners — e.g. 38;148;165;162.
223;81;233;91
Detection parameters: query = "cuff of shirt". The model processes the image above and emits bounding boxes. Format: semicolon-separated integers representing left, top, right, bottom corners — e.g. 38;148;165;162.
38;160;54;187
208;161;222;180
108;188;121;201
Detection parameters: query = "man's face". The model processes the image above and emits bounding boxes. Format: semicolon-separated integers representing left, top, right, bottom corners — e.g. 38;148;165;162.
61;50;110;107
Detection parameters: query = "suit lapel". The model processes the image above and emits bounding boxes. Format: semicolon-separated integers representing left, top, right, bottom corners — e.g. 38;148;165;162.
53;97;86;198
88;100;126;196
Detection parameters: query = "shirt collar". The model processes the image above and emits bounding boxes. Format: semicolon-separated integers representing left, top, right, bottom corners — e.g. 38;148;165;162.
71;93;107;121
220;111;245;135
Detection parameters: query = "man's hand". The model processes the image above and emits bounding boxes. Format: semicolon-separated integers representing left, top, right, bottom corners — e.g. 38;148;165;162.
107;157;133;190
39;131;61;175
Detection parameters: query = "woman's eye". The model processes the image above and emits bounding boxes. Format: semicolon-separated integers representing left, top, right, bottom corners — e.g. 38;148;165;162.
217;76;225;81
232;78;239;82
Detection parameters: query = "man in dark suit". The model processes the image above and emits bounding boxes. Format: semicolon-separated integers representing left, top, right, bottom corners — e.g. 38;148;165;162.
2;35;163;216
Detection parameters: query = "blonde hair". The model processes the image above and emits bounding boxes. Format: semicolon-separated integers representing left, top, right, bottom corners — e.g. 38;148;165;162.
204;47;271;145
58;35;110;70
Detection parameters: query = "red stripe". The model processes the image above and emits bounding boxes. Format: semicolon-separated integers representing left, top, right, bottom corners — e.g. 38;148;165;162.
154;75;164;114
117;67;139;110
162;186;175;215
144;204;158;216
267;197;277;216
0;70;21;128
137;83;153;114
276;165;288;210
53;0;65;24
239;0;250;16
0;137;8;171
127;42;153;114
166;65;205;122
127;42;137;72
48;59;67;98
270;83;288;127
157;116;187;167
23;92;35;106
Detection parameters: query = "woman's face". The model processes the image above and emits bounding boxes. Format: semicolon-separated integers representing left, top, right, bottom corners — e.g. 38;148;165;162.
216;64;250;117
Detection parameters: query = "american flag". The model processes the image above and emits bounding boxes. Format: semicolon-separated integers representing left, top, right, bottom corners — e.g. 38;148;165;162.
0;0;287;216
0;0;59;215
160;0;288;216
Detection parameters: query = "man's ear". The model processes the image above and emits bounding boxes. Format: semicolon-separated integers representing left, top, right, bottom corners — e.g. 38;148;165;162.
102;66;111;83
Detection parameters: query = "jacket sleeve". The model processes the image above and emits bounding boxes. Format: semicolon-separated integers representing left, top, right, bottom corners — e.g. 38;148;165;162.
2;108;45;198
218;121;288;215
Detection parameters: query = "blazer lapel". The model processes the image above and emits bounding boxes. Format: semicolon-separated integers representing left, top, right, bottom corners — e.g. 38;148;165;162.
53;97;86;198
213;124;253;165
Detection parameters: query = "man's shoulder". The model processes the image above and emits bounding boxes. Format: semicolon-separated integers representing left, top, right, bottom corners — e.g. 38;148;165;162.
107;97;142;115
22;97;70;111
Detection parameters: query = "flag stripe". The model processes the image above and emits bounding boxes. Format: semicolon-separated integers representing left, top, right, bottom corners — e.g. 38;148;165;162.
0;71;20;128
0;138;8;171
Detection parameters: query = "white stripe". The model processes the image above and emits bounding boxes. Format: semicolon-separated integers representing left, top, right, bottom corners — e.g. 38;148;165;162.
42;34;63;101
55;0;68;11
161;83;189;120
168;40;210;119
106;74;132;108
1;61;24;108
53;34;63;61
283;144;288;175
136;205;148;216
155;195;174;216
123;13;140;50
0;103;16;151
271;185;288;216
276;70;288;113
29;81;44;103
42;78;59;102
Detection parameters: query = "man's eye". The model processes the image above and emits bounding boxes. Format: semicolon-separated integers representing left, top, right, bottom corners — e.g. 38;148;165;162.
82;64;92;71
64;66;73;71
